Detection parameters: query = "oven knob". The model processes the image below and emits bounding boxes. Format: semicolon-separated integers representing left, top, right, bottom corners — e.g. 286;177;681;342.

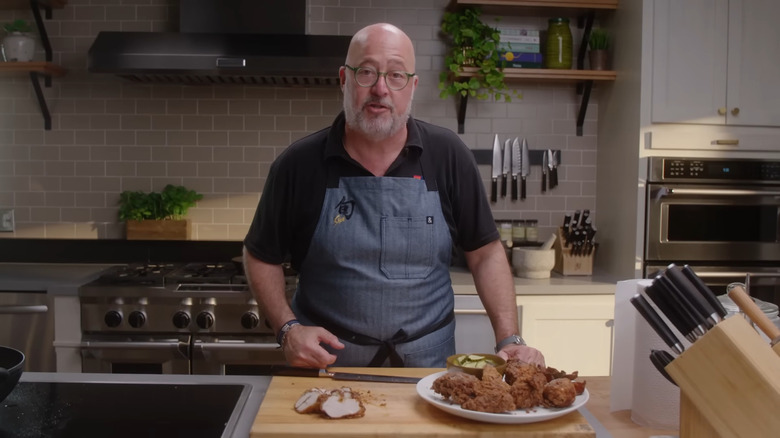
197;311;214;329
104;310;122;328
172;311;191;329
241;312;260;329
128;311;146;328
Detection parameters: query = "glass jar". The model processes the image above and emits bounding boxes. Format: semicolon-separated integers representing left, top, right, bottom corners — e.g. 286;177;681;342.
545;18;572;69
498;221;513;246
512;220;526;246
525;219;539;242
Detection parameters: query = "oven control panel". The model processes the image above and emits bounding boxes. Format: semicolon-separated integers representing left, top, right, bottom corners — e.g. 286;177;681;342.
652;157;780;183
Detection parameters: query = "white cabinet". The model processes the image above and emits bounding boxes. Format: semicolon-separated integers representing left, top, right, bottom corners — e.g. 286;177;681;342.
646;0;780;151
453;294;517;355
518;295;614;377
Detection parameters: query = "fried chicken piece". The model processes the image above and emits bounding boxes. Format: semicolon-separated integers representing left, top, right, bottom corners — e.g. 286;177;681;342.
572;380;587;395
320;388;366;419
504;360;543;386
431;371;480;405
542;366;579;382
509;371;547;409
542;377;577;408
461;389;515;413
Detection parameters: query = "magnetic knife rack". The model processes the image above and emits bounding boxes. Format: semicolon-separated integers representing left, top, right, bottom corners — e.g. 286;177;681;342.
471;149;561;167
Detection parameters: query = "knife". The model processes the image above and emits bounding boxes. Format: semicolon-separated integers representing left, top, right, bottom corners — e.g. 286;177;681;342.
491;134;501;203
631;294;685;355
548;149;558;189
511;137;521;200
502;138;511;198
665;264;720;328
645;282;698;343
649;349;678;386
541;150;548;192
681;265;728;319
654;275;708;338
275;367;421;384
520;138;530;200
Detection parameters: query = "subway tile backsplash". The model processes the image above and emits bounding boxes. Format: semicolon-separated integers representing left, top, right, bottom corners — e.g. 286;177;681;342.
0;0;597;241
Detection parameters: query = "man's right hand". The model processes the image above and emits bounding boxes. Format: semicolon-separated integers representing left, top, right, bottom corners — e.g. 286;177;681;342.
282;324;345;369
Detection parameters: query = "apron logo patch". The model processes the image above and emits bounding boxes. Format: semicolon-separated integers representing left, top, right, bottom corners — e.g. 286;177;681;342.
333;196;355;225
427;216;434;224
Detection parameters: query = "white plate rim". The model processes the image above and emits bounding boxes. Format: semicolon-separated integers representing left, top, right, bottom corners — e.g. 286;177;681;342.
416;370;589;424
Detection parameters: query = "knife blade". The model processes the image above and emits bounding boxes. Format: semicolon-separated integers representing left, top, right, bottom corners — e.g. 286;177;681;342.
547;149;558;189
511;137;521;201
491;134;501;203
520;138;530;200
630;294;685;355
502;138;511;198
541;150;548;192
274;367;421;384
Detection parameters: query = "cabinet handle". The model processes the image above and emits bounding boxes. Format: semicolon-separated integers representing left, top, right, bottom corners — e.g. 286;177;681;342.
731;107;740;116
714;139;739;145
717;107;727;115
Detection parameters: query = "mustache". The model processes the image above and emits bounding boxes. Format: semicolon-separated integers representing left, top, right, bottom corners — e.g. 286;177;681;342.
362;97;394;112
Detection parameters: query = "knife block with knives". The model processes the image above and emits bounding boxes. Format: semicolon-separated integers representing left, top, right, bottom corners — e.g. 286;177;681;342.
552;227;594;276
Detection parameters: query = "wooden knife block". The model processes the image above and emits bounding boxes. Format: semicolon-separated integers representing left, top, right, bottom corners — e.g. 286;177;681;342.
665;315;780;437
552;227;594;275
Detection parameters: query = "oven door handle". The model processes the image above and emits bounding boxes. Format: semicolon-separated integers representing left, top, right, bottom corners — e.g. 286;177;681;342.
0;304;48;314
193;342;280;352
663;188;780;197
79;341;188;350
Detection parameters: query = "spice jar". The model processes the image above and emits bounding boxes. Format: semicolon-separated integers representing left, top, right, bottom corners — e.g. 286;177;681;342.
512;220;526;246
498;221;513;247
545;18;572;69
525;219;539;242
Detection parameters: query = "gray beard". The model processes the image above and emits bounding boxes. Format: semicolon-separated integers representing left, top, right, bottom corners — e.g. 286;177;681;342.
343;86;414;141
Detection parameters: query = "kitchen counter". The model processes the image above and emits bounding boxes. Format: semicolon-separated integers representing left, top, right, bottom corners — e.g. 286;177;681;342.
0;263;118;294
450;267;619;295
13;372;270;437
252;368;679;438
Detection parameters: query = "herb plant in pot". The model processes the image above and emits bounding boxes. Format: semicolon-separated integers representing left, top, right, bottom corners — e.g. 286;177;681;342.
118;184;203;240
438;7;513;102
2;19;35;62
588;28;609;71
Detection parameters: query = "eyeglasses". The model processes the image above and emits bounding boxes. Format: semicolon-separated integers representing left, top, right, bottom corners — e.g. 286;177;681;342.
344;64;416;91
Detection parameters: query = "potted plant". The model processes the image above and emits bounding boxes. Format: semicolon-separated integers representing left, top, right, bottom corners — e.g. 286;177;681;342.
118;184;203;240
588;28;610;71
2;19;35;62
438;7;514;102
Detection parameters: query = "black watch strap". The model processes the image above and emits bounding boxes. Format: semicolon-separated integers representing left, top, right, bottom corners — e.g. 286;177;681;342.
494;334;526;353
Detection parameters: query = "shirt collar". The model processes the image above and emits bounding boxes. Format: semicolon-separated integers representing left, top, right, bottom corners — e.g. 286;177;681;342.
324;111;423;160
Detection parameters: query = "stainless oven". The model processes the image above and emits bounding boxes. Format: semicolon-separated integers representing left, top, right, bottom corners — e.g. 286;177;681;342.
191;335;286;375
81;335;191;374
644;157;780;306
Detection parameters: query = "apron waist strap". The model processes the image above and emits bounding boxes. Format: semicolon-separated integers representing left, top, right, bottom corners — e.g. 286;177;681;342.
296;296;454;367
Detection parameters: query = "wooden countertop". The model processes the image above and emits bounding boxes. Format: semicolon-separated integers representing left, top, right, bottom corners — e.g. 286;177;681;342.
251;368;679;438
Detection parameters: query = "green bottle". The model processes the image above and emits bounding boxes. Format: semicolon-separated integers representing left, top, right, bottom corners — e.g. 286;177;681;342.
545;18;572;69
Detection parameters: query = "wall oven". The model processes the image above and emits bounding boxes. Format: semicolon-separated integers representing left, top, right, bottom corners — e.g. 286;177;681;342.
644;157;780;298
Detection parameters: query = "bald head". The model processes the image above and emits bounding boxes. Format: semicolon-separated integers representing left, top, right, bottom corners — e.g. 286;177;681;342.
345;23;416;73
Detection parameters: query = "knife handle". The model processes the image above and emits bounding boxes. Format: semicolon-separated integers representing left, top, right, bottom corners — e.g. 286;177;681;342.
665;264;719;327
542;170;547;192
511;176;518;200
631;294;685;355
520;178;526;200
551;168;558;188
501;176;507;198
655;275;708;337
645;283;696;341
728;284;780;341
682;265;728;319
491;179;497;203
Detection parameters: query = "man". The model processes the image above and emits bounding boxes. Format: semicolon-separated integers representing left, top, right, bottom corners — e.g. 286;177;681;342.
243;23;544;369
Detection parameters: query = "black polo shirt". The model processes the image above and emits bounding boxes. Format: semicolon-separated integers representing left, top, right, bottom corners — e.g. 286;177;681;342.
244;112;499;271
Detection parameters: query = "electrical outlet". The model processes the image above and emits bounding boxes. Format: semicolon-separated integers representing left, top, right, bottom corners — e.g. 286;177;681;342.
0;208;15;232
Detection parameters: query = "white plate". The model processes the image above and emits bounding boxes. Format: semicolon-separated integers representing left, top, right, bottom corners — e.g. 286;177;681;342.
416;370;589;424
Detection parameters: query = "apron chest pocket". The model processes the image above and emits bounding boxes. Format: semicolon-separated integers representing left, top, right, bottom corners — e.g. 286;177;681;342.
380;216;435;279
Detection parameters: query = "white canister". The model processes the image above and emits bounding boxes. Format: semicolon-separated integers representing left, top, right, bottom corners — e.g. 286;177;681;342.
2;32;36;62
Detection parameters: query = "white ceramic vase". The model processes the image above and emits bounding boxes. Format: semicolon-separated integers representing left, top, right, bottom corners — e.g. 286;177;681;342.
2;32;35;62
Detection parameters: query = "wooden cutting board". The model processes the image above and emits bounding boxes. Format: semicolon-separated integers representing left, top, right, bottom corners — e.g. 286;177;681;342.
251;368;595;438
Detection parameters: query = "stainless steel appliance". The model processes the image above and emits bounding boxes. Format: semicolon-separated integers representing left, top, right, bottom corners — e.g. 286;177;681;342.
78;262;293;375
644;157;780;297
0;290;55;372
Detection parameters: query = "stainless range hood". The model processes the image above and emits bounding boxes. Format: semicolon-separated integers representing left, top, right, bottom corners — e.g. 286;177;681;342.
87;0;351;86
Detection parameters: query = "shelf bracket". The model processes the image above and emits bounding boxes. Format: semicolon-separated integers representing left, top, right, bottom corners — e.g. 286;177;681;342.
457;93;468;134
29;0;53;63
30;72;52;130
576;80;593;136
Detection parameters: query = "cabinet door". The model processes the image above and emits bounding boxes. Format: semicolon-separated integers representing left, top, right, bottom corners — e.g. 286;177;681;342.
651;0;728;125
519;295;614;376
726;0;780;127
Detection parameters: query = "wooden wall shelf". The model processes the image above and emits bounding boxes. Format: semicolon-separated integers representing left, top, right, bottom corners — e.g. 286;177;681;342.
0;0;67;10
0;62;66;76
458;67;616;82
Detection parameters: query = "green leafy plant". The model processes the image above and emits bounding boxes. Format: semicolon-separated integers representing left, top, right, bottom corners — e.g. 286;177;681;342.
118;185;203;221
588;28;609;51
438;7;514;102
2;19;33;34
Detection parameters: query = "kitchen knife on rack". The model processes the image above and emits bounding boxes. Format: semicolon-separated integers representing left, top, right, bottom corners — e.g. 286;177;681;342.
511;137;521;200
630;294;685;355
665;264;721;328
520;138;529;200
541;151;548;192
548;149;558;189
502;138;511;198
491;134;501;203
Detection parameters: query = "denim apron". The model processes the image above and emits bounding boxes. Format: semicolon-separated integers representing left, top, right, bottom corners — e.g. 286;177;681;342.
292;170;455;367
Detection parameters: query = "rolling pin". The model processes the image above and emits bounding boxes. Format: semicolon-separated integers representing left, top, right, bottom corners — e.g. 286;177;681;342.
727;284;780;357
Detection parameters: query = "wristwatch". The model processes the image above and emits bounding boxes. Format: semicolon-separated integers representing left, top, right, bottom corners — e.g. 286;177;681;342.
494;334;526;353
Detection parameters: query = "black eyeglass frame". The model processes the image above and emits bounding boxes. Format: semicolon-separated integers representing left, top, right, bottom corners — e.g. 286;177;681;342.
343;64;416;90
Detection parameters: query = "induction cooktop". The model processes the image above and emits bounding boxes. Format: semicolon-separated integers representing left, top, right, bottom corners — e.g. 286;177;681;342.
0;381;246;438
